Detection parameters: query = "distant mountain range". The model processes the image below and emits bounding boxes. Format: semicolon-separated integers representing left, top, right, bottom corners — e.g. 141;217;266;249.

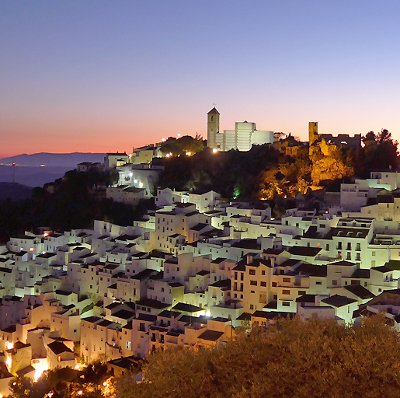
0;152;105;167
0;152;106;187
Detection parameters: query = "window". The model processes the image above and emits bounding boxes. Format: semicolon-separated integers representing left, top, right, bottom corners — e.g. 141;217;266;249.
250;280;257;286
272;282;277;287
249;269;256;275
316;281;322;285
260;282;267;287
282;301;290;307
282;289;290;295
283;277;291;282
332;280;338;286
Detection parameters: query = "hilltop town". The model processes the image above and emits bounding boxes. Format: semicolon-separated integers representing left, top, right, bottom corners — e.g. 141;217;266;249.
0;109;400;396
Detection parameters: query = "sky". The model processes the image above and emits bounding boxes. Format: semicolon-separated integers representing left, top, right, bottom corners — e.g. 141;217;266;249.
1;0;400;157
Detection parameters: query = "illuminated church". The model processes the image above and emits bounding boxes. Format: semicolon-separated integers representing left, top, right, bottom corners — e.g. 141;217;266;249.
207;107;275;152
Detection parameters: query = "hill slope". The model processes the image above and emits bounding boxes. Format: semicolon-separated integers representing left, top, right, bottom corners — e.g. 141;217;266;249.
0;182;32;201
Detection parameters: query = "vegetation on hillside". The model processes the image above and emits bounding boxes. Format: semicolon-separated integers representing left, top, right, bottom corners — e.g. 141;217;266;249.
0;183;32;201
158;129;398;200
0;129;397;242
117;316;400;398
0;169;154;243
160;134;205;156
157;144;280;198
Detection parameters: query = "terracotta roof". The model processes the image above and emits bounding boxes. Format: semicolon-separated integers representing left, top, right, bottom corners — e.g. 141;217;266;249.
322;295;357;308
198;330;224;341
172;303;203;313
207;107;220;115
47;341;73;355
289;246;321;257
344;285;375;300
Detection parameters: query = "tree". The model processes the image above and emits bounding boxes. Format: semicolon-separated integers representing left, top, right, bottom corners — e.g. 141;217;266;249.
160;135;205;156
360;129;398;176
117;316;400;398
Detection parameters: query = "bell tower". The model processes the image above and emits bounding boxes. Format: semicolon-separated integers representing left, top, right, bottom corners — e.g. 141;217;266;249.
309;121;318;145
207;107;220;149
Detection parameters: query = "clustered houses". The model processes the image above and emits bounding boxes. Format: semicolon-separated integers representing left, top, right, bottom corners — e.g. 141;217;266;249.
2;172;400;393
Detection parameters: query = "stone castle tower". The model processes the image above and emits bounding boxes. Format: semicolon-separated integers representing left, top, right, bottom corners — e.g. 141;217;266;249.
207;107;220;149
309;121;319;145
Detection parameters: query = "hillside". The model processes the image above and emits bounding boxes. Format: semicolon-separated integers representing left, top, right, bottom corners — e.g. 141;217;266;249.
156;130;398;200
0;182;32;201
0;169;154;243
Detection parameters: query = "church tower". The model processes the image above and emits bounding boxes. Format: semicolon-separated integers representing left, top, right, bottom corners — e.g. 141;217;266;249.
309;121;318;145
207;107;220;149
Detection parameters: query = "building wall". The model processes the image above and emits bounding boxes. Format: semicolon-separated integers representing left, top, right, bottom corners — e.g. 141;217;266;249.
207;109;220;149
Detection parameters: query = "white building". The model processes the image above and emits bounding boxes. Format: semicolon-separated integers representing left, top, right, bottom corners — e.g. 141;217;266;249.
207;108;275;152
104;153;129;169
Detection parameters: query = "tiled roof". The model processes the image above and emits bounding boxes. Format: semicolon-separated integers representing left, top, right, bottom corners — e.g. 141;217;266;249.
198;329;224;341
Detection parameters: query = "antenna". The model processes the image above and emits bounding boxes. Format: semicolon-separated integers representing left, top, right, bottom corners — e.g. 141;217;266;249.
12;163;16;183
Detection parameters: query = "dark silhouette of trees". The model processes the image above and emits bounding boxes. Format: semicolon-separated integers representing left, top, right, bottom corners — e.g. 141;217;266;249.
359;129;398;177
158;144;280;199
0;170;154;243
160;135;205;156
117;316;400;398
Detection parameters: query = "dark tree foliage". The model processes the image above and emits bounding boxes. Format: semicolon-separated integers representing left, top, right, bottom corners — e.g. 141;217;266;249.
0;170;154;243
160;134;205;156
117;316;400;398
357;129;399;177
158;144;280;199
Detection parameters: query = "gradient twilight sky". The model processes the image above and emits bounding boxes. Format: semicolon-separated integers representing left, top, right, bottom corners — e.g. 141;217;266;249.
1;0;400;157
